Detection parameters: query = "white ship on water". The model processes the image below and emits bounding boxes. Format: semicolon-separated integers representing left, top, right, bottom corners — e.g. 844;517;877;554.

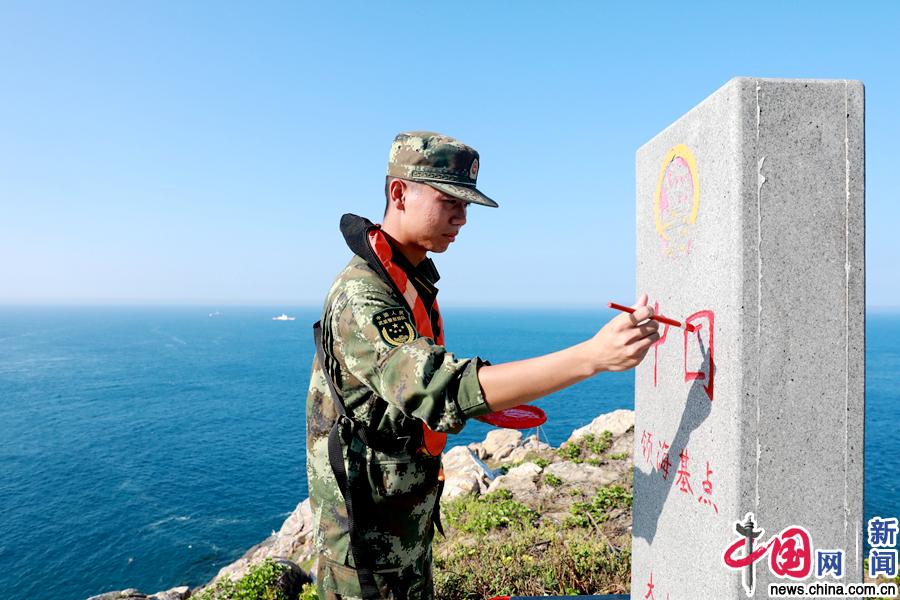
272;313;296;321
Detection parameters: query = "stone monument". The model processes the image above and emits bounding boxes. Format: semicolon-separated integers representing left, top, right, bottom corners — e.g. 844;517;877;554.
632;77;864;599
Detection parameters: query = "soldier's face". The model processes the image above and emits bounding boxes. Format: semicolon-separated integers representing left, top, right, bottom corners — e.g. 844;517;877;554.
401;182;468;254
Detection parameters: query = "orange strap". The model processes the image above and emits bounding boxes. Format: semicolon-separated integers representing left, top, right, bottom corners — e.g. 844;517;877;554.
368;228;448;456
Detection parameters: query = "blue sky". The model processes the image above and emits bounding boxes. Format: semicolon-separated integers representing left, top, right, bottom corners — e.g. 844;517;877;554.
1;1;897;308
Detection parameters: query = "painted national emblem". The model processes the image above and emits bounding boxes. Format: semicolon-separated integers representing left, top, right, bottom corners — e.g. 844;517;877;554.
372;307;417;346
653;143;700;258
469;158;479;180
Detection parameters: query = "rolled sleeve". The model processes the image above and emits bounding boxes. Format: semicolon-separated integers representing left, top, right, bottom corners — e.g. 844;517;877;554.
455;358;492;419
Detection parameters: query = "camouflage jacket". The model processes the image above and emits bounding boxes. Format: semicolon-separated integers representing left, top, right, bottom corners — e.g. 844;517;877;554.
306;214;491;597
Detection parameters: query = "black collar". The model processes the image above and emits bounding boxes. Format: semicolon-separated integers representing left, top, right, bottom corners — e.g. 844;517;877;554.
339;213;440;306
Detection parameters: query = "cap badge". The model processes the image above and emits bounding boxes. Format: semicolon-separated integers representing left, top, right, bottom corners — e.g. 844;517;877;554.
469;158;479;181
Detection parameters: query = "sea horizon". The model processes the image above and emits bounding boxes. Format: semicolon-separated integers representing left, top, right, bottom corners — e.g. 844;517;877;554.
4;302;900;311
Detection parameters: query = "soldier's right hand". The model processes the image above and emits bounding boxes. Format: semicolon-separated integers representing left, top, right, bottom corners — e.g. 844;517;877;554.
587;293;660;373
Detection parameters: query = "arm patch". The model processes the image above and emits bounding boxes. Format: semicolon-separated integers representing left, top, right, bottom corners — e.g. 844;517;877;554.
372;307;417;346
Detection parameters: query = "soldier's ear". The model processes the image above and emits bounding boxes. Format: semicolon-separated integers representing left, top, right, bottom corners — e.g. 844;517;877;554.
388;178;406;212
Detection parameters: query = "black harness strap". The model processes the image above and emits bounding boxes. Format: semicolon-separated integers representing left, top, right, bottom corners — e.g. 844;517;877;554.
315;321;432;599
433;480;445;537
314;321;382;600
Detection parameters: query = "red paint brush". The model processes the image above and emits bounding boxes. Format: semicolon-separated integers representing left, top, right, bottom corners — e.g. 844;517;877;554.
608;301;697;332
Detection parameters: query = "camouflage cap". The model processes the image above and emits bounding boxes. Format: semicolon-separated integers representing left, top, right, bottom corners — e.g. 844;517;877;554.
387;131;499;208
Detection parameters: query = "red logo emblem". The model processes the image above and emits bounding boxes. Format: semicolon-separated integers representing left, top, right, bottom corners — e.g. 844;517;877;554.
723;513;813;597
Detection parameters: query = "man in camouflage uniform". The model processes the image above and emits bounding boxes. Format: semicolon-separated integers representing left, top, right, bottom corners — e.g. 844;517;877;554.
306;132;660;599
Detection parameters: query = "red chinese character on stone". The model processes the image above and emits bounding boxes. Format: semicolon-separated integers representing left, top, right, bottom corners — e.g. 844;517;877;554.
675;448;693;495
769;527;812;579
698;461;718;514
684;310;715;401
651;301;672;388
641;430;653;465
657;440;671;480
644;571;656;600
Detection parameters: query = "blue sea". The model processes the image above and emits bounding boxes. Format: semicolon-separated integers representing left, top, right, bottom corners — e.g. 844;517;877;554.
0;307;897;600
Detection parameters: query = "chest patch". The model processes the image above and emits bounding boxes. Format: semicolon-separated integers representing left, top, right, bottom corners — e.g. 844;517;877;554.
372;307;417;346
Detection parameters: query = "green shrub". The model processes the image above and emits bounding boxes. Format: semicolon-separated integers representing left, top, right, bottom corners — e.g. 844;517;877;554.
557;431;615;464
566;485;633;528
610;452;629;460
433;520;630;598
193;578;237;600
444;489;539;534
557;441;582;462
584;431;614;455
544;473;563;487
192;558;290;600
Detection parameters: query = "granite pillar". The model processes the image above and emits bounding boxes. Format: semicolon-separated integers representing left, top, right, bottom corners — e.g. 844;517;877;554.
632;77;865;599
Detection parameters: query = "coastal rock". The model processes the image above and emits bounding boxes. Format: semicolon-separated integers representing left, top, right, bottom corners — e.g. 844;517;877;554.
87;590;148;600
486;461;542;496
467;440;486;460
207;498;314;586
480;429;523;461
441;446;495;500
150;586;190;600
270;498;314;558
608;432;632;457
502;434;553;464
544;460;618;487
566;409;634;444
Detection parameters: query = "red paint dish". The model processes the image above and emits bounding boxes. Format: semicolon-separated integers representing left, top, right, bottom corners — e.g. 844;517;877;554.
476;405;547;429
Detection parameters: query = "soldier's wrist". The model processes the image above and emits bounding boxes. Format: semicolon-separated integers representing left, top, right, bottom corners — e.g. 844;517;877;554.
580;340;608;376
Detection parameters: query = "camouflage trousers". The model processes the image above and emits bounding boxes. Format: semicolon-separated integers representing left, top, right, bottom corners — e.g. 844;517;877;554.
315;549;434;600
